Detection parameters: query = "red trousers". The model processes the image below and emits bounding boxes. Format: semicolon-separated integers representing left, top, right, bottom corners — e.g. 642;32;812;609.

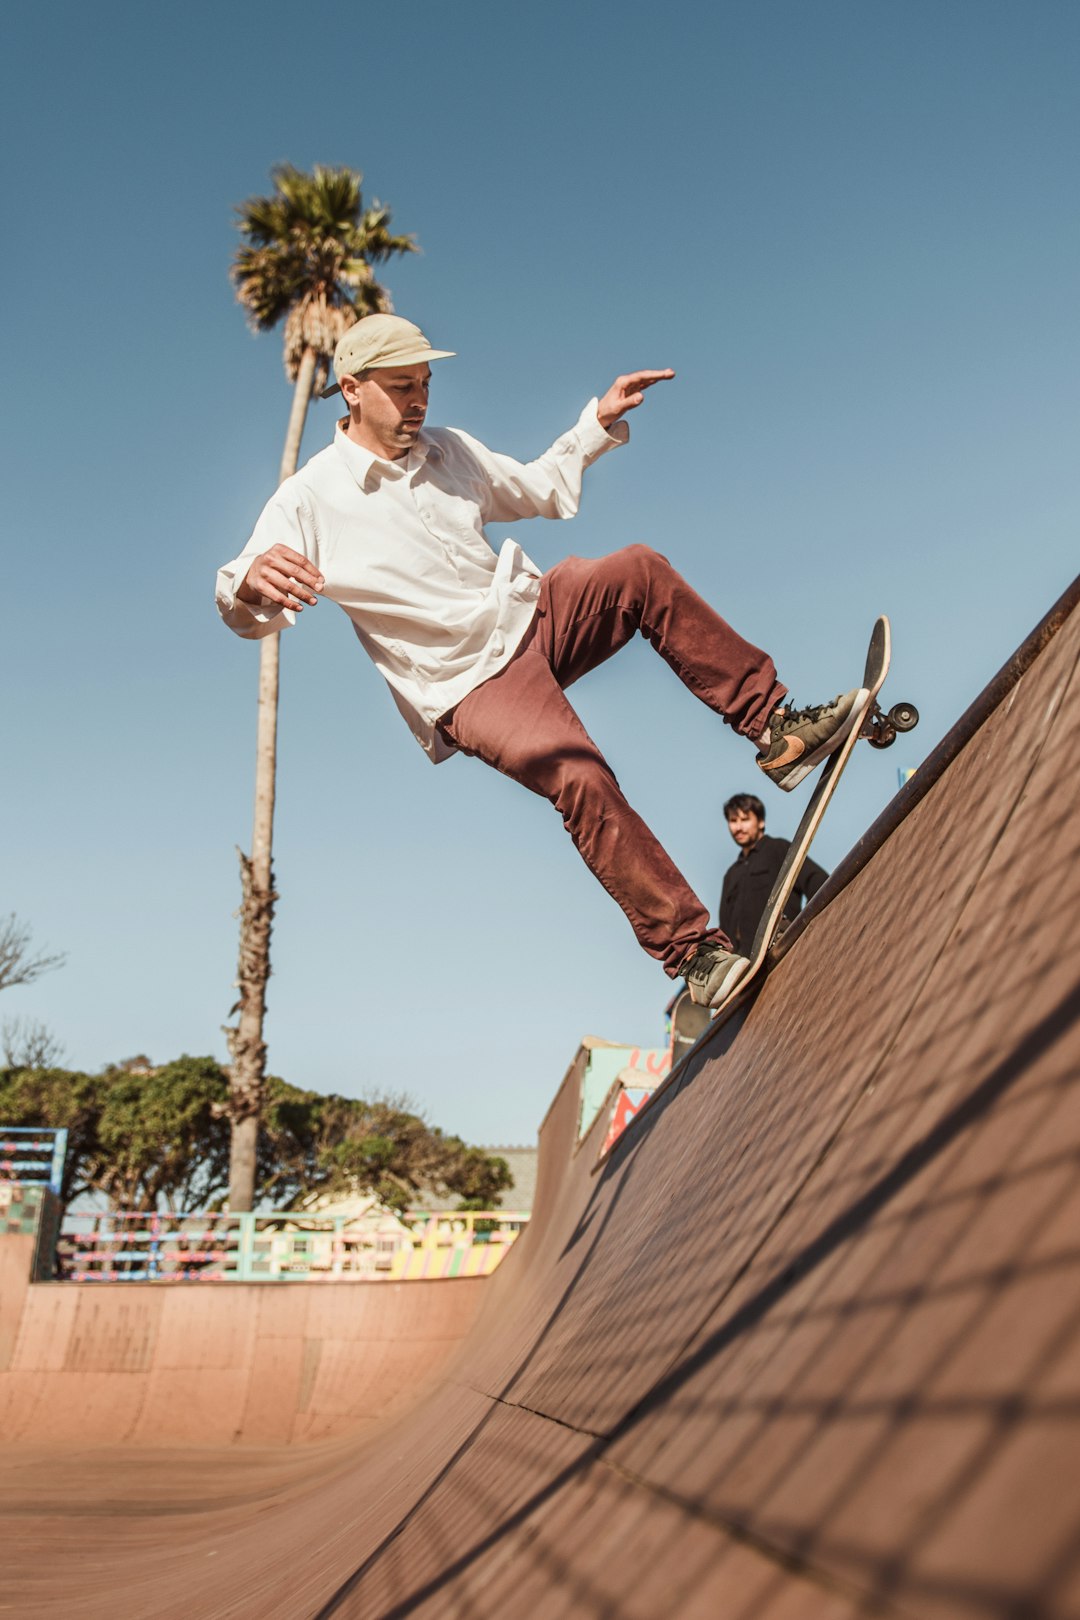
437;546;786;976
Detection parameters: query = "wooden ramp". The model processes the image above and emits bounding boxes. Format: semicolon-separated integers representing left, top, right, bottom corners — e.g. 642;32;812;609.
3;576;1079;1619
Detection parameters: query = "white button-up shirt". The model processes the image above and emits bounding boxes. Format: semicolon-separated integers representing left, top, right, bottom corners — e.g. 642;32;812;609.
216;401;628;761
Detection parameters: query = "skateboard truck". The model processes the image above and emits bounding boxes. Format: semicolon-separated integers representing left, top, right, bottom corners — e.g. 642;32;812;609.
862;698;919;750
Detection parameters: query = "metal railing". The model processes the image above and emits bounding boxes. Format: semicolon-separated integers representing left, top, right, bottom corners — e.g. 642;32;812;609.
58;1208;529;1283
0;1127;67;1195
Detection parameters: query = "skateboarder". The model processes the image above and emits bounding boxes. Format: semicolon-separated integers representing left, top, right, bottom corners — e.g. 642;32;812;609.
216;314;867;1008
719;792;829;956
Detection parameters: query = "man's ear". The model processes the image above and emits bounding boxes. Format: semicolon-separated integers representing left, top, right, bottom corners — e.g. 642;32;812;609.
339;374;364;410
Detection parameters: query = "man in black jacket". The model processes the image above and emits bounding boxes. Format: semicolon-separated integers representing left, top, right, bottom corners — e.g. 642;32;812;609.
718;793;829;956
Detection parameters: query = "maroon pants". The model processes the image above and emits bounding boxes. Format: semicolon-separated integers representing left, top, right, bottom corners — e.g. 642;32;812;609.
437;546;786;976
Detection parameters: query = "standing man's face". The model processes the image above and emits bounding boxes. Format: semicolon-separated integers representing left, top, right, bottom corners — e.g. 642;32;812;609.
727;809;765;850
341;364;432;459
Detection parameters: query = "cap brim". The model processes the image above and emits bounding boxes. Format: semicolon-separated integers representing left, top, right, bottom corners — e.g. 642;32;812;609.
365;347;456;367
321;347;455;400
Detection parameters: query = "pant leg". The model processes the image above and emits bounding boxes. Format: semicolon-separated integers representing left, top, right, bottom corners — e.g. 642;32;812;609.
438;644;727;976
535;544;786;741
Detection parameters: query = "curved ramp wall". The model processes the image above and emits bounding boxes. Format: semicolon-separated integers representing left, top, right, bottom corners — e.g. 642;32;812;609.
3;577;1078;1619
0;1258;487;1447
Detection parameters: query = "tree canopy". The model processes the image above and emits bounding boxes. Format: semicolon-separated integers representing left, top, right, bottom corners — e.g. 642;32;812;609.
0;1058;511;1214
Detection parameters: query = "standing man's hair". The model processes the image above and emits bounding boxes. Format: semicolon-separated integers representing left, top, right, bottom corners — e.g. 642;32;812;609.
723;792;766;821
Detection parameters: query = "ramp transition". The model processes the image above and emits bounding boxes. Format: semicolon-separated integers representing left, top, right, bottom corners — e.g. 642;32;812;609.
3;576;1079;1619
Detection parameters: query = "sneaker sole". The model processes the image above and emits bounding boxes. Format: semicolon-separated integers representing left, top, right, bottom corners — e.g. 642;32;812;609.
763;687;870;791
707;952;751;1008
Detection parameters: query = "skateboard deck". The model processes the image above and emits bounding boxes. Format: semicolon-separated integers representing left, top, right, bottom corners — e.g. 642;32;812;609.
704;614;905;1023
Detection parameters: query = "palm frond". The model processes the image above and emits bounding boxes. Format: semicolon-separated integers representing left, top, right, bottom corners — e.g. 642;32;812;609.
230;164;416;364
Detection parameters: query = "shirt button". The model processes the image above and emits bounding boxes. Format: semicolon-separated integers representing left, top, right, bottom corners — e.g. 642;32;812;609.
490;633;505;658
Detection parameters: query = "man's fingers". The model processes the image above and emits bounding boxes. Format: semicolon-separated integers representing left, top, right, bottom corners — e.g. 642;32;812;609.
261;580;302;610
627;369;675;392
269;568;319;608
251;563;320;609
269;545;324;588
270;544;314;570
596;369;674;428
273;587;312;612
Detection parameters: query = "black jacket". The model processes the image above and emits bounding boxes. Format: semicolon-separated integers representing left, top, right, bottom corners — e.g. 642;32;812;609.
719;834;828;956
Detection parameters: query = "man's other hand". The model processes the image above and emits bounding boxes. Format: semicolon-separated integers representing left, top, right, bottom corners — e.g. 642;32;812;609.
596;369;675;430
236;545;325;611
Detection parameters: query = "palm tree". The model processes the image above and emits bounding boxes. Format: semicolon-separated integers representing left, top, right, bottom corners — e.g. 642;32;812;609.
225;164;416;1211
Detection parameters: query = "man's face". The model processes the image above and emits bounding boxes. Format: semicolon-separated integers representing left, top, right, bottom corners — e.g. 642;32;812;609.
342;364;432;458
727;809;765;850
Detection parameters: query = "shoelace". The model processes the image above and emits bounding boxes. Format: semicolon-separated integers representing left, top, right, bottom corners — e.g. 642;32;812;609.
776;695;842;731
688;942;727;973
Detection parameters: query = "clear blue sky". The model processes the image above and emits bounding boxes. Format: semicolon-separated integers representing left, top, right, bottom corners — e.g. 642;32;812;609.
3;2;1077;1146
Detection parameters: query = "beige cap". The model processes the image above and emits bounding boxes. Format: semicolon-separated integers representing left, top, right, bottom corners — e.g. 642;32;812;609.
321;314;455;398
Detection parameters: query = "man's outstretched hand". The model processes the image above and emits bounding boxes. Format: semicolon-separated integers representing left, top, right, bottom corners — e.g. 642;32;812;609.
597;369;675;430
236;544;325;611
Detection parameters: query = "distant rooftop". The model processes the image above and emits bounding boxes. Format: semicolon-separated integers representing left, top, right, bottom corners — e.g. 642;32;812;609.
486;1146;538;1213
416;1144;538;1215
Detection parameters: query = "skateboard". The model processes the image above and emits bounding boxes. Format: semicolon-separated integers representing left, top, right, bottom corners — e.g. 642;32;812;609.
693;615;917;1029
668;986;711;1069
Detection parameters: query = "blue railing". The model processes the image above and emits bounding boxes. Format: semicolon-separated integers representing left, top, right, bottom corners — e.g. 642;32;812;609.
0;1127;67;1194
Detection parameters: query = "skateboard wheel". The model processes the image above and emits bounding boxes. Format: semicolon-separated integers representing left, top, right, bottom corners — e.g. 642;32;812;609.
888;701;919;732
868;726;896;750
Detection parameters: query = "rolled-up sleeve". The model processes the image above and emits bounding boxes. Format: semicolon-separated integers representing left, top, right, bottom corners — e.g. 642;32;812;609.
463;400;628;526
215;490;318;639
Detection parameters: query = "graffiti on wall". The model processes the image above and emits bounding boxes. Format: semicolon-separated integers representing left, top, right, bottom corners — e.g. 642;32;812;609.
580;1044;669;1141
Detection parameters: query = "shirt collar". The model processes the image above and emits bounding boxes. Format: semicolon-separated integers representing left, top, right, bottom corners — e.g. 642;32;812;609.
333;424;438;491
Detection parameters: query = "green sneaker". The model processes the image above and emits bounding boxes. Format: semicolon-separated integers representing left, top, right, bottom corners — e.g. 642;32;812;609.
684;941;751;1008
756;688;868;791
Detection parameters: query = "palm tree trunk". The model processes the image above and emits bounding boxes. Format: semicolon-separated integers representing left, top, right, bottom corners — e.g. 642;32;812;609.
226;345;319;1211
277;347;318;485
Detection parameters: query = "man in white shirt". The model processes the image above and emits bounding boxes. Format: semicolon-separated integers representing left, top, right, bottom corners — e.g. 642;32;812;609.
216;315;866;1007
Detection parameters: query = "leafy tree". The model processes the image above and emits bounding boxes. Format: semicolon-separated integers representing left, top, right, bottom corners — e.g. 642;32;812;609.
0;1058;230;1210
225;165;417;1212
93;1057;232;1211
0;1064;103;1205
0;1059;510;1216
258;1079;512;1212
